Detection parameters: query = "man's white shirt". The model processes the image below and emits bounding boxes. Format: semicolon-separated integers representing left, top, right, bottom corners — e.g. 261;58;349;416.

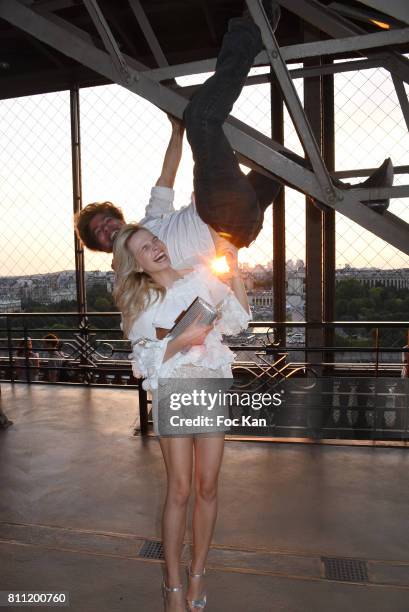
138;185;216;269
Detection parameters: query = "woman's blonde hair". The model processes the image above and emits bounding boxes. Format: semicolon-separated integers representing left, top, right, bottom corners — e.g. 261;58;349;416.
113;223;165;337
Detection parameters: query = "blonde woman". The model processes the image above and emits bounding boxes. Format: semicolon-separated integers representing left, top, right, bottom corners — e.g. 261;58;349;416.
113;223;250;612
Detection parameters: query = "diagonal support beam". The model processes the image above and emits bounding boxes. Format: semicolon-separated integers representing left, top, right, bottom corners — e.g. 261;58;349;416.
358;0;409;26
277;0;409;84
146;27;409;82
2;0;409;256
245;0;336;201
392;74;409;132
128;0;168;67
33;6;146;73
82;0;131;84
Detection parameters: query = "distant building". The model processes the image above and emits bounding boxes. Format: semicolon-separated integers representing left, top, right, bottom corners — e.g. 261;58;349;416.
336;266;409;289
248;290;273;307
87;271;109;290
0;299;21;313
252;264;269;281
287;264;306;297
32;284;52;304
50;288;77;303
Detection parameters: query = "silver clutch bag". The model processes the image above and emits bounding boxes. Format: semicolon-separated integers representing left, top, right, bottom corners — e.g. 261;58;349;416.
167;297;219;340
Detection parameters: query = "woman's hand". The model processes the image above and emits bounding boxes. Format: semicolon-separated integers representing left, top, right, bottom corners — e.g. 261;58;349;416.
175;314;214;351
163;315;213;362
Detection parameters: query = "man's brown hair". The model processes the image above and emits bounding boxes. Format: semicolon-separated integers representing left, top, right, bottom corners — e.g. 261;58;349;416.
74;202;125;251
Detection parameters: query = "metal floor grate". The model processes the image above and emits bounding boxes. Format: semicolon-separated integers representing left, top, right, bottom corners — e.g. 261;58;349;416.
322;557;368;582
138;539;165;560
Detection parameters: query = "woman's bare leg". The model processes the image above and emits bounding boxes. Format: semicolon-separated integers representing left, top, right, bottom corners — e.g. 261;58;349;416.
159;435;194;611
186;435;226;604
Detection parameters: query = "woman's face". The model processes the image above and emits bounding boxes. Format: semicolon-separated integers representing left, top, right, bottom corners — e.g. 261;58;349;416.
127;229;170;274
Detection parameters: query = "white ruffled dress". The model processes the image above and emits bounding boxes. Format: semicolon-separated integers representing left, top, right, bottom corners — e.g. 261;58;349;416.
127;264;251;435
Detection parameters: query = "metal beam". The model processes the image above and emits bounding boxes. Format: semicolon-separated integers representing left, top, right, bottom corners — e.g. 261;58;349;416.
392;74;409;132
334;164;409;179
2;0;409;256
128;0;169;67
0;67;108;101
146;28;409;82
283;28;409;60
26;0;75;11
82;0;131;84
358;0;409;26
70;86;87;316
329;2;403;29
101;2;140;60
271;75;286;328
35;7;146;73
277;0;409;83
246;0;335;201
0;0;185;115
322;68;336;347
176;58;384;96
348;185;409;199
290;57;383;79
304;49;324;361
278;0;363;38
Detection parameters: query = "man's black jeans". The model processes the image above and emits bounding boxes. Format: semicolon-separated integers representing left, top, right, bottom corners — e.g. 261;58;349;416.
184;17;282;248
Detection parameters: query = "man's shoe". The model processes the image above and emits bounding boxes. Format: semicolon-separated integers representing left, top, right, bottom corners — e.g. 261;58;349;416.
359;157;394;213
331;158;394;214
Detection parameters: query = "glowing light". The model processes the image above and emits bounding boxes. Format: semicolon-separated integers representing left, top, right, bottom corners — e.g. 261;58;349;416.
211;256;230;275
370;19;390;29
218;231;233;240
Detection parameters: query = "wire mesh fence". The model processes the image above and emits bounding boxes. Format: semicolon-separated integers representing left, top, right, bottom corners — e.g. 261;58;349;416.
0;61;408;338
334;65;409;271
0;91;73;278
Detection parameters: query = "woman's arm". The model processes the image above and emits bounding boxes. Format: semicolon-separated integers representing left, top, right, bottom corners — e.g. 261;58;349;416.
162;315;214;362
229;274;250;315
155;114;185;188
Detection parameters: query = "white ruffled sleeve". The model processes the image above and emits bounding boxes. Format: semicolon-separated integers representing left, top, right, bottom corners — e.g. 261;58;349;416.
143;185;175;219
128;336;171;391
215;292;251;336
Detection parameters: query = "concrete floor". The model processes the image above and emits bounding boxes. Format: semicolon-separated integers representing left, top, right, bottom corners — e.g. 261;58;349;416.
1;382;409;611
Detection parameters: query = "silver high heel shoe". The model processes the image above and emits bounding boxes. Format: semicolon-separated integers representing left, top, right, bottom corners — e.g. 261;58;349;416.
185;561;207;610
161;579;184;610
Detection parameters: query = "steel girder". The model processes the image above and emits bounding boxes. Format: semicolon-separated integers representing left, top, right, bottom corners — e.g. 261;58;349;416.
1;0;409;255
146;27;409;82
357;0;409;26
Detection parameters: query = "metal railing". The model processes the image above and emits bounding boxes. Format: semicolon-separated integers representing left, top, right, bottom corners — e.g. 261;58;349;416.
2;313;409;440
1;313;409;383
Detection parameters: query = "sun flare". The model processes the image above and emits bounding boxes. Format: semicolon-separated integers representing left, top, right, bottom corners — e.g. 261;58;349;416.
211;256;230;275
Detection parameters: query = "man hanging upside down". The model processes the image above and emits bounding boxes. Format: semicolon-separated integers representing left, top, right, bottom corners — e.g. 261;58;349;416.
74;2;393;269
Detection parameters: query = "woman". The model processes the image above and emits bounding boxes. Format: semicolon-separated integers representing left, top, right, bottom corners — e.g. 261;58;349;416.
15;337;40;382
113;223;250;612
42;333;65;382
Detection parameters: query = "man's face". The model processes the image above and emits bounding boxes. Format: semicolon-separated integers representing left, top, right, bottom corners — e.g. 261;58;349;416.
88;213;125;253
